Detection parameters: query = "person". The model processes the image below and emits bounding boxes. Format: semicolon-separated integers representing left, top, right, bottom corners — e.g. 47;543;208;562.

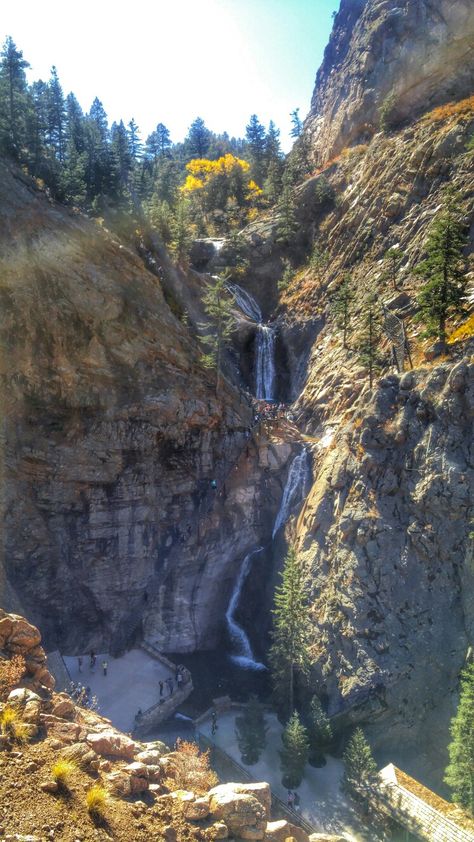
287;790;294;809
102;660;108;677
159;680;164;697
89;650;96;670
210;479;217;490
77;656;83;673
211;710;218;735
167;677;174;696
135;708;143;722
177;670;183;690
293;791;300;810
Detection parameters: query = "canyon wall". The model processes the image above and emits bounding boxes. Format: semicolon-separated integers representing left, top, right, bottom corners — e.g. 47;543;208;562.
305;0;474;166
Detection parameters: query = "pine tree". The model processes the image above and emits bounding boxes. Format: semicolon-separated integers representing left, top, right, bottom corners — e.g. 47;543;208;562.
47;66;66;161
0;36;30;156
415;189;468;351
279;711;309;789
186;116;211;159
290;108;303;139
110;119;132;195
269;547;310;718
384;246;403;290
444;662;474;815
357;295;383;389
170;197;192;263
331;276;353;349
307;696;332;767
200;272;235;394
235;696;267;765
245;114;266;186
264;159;283;206
128;118;142;163
341;728;378;801
275;171;298;246
309;244;330;280
265;120;283;171
26;80;49;176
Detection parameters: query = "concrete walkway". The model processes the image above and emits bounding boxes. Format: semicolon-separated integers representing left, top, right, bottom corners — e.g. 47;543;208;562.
199;710;365;841
63;649;175;733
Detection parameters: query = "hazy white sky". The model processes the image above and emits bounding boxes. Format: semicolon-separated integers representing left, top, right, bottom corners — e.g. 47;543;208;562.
2;0;339;151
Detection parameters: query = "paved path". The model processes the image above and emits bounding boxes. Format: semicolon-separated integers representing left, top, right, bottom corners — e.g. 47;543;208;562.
200;710;364;840
64;649;174;733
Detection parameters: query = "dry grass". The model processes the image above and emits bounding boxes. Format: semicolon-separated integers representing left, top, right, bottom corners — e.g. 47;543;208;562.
85;785;109;816
51;759;76;787
0;654;26;700
421;95;474;125
165;739;218;796
0;704;32;744
447;313;474;344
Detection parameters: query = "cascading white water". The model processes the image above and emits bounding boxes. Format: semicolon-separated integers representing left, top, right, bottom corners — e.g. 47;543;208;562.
226;548;266;670
255;325;276;400
227;282;276;401
272;449;311;539
227;282;262;322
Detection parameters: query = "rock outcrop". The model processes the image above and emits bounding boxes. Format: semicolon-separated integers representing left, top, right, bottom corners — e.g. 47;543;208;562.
305;0;474;166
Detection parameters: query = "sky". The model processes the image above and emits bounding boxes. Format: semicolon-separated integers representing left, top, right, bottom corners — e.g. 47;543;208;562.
1;0;339;152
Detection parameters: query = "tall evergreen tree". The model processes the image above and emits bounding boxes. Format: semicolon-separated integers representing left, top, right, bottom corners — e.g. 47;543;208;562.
200;272;235;394
111;119;132;194
26;80;49;175
290;108;303;139
307;696;332;767
415;189;468;351
245;113;266;186
357;295;383;389
279;711;309;789
275;171;298;246
235;696;267;765
331;275;353;349
47;66;66;161
444;662;474;815
186;116;211;159
384;246;403;291
65;93;85;153
269;547;310;718
128;118;142;161
170;197;192;263
341;728;378;802
0;36;30;156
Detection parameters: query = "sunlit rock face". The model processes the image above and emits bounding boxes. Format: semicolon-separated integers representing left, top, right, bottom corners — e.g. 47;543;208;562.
305;0;474;166
0;160;293;655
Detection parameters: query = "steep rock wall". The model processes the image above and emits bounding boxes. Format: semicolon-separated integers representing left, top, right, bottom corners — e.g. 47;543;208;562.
305;0;474;166
0;162;293;655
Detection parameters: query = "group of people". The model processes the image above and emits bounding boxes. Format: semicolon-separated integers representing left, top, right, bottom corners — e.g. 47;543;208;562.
158;664;188;701
77;651;108;676
252;401;292;426
69;682;95;709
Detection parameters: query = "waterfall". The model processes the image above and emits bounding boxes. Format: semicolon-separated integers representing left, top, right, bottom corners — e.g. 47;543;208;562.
255;325;276;400
226;282;276;401
227;282;262;322
272;449;310;539
226;548;266;670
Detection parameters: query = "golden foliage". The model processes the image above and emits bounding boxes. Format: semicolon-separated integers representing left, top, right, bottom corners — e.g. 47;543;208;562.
0;655;26;700
165;739;218;795
447;313;474;345
182;154;257;197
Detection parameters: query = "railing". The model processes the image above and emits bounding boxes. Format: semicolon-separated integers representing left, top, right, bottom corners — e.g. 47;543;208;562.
196;730;317;836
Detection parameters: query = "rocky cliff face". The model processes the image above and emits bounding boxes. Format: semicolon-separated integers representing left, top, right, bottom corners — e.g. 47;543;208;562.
305;0;474;166
0;161;293;655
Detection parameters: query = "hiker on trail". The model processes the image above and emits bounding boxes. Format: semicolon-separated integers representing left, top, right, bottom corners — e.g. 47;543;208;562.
211;710;218;735
78;656;83;673
102;660;108;677
287;791;294;809
177;670;183;690
210;479;217;490
293;791;300;810
90;651;96;671
135;708;142;722
159;680;164;697
167;677;174;696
